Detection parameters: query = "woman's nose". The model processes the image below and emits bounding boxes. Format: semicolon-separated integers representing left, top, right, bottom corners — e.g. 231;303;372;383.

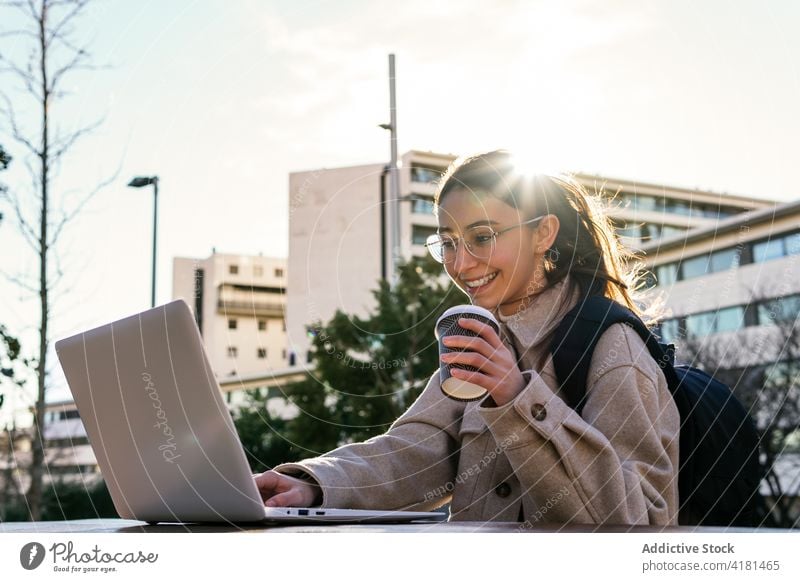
452;240;478;273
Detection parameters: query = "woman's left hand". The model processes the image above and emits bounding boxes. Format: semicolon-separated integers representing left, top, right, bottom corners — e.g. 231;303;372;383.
440;318;526;407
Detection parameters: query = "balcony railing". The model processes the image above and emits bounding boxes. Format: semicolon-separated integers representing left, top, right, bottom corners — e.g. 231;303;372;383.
217;299;285;317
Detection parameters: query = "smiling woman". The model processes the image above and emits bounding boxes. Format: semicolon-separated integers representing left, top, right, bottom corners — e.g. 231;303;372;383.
256;150;680;528
431;149;648;318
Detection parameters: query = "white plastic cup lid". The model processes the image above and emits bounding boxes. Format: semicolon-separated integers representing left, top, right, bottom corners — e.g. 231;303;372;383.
435;304;499;333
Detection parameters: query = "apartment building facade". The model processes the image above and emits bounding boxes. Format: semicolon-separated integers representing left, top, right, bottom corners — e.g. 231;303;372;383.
641;200;800;367
172;252;289;380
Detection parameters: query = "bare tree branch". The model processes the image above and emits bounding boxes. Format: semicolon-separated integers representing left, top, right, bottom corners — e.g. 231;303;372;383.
0;47;42;95
0;94;40;156
50;116;103;163
49;162;119;248
46;248;67;294
44;0;88;49
47;45;89;94
0;270;38;294
1;189;40;252
0;30;39;40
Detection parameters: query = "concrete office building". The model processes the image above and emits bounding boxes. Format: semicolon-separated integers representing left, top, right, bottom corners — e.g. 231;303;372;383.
642;200;800;364
286;150;774;364
172;252;289;380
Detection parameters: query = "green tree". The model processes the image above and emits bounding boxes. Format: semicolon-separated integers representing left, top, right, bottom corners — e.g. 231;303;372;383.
1;477;116;521
1;324;29;409
40;478;116;521
2;144;21;406
234;383;341;472
0;142;9;206
235;255;464;467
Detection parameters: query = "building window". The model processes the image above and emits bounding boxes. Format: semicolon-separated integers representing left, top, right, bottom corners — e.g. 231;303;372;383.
680;255;710;279
685;306;745;337
275;268;284;278
685;311;716;337
412;225;438;246
227;346;238;358
257;348;267;359
785;233;800;255
193;268;204;334
228;318;237;330
282;320;286;331
757;294;800;325
660;225;686;239
411;196;435;215
753;239;784;263
631;194;660;212
656;263;678;286
306;351;313;364
254;265;264;277
229;264;239;275
666;200;692;216
282;349;287;360
674;247;742;283
715;306;746;333
410;164;445;184
289;352;297;366
752;233;800;263
658;319;680;343
258;320;267;331
709;248;740;272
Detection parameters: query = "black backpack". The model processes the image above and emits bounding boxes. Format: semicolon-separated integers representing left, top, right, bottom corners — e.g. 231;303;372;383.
550;295;763;527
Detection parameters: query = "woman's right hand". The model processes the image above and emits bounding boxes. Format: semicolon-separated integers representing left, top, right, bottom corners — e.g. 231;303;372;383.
254;470;322;507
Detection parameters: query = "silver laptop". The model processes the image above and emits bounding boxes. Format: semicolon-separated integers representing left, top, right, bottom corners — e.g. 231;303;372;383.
54;299;445;525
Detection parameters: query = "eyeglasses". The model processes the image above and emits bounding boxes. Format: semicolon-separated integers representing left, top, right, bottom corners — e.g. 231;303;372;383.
425;216;545;264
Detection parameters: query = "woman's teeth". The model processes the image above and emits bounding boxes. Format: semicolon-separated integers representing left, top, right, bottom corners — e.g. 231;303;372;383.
464;272;498;288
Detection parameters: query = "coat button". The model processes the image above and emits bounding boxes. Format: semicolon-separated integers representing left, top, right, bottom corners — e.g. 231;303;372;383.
495;482;511;498
531;403;547;421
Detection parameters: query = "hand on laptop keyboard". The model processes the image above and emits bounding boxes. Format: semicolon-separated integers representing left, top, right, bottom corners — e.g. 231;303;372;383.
254;470;323;507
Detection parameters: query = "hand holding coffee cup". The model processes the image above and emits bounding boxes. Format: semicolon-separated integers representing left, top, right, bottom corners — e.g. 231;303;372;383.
435;305;501;401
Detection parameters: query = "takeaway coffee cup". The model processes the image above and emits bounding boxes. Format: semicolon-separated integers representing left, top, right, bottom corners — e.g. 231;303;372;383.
435;305;500;401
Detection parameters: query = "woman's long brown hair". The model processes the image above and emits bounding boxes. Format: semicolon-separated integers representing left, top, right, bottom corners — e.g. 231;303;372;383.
434;150;659;322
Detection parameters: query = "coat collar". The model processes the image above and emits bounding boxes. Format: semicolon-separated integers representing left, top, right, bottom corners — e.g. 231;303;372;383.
494;275;581;352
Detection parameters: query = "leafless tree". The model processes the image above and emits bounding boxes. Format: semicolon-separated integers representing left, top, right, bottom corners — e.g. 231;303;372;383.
0;0;114;519
680;288;800;528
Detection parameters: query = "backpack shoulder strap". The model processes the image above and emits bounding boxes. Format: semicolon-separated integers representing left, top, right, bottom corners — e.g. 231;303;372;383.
551;295;677;415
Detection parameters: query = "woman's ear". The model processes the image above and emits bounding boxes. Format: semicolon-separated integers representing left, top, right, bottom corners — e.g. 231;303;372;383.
535;214;560;253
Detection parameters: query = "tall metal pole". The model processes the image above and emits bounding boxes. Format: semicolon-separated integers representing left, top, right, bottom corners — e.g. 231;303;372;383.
151;177;158;308
388;54;401;288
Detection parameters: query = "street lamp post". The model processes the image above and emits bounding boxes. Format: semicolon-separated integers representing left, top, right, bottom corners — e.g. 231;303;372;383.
379;53;400;288
127;176;159;308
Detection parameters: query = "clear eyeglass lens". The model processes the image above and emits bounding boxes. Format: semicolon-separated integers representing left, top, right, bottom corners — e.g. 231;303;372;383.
425;234;447;263
427;226;497;264
467;227;496;257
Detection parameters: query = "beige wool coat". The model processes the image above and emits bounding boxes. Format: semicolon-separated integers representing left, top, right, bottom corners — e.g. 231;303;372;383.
275;276;680;525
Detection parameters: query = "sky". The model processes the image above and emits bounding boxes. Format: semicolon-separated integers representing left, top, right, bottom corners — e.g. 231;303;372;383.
1;0;799;421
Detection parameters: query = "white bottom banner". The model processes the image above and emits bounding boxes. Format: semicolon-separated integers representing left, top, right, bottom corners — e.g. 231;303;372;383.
1;531;798;580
